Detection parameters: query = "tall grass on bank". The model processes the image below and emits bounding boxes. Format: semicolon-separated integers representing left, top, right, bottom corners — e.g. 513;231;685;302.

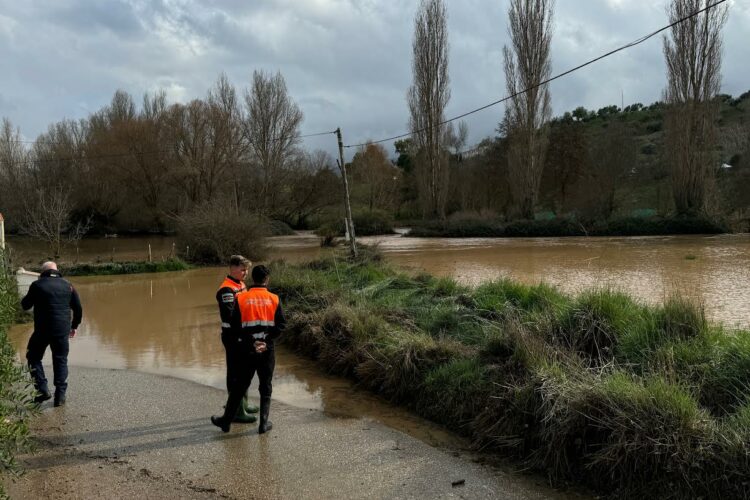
271;250;750;498
0;250;37;496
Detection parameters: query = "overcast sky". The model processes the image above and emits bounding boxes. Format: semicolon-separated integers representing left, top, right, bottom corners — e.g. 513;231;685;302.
1;0;748;160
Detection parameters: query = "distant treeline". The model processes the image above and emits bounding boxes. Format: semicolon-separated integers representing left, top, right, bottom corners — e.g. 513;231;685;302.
1;83;749;240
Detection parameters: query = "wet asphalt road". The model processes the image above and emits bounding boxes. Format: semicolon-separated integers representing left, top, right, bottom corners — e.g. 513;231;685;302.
5;367;582;499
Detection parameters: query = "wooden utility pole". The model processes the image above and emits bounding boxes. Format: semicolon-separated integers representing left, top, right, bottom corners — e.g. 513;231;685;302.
335;128;357;258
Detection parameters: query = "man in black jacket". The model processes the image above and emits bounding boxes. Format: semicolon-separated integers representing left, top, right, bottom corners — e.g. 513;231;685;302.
22;261;82;406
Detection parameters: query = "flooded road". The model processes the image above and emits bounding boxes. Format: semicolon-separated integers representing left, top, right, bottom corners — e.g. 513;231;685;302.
9;267;464;450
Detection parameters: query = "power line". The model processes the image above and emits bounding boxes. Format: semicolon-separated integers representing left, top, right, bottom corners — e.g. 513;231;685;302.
344;0;728;149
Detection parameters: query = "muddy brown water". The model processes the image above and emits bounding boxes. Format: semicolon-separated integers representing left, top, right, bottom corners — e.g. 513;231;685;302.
7;231;750;452
9;267;467;452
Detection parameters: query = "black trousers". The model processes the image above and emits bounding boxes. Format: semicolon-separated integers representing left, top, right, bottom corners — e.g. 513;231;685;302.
26;331;69;394
222;334;275;419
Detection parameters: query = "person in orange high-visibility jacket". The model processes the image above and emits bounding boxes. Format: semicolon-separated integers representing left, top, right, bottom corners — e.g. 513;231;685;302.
216;255;259;423
211;265;286;434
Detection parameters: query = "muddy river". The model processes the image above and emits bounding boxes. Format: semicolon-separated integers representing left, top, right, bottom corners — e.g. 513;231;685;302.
7;231;750;449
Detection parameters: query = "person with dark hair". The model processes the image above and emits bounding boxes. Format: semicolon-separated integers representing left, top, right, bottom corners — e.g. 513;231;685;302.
22;261;82;407
216;255;258;423
211;264;286;433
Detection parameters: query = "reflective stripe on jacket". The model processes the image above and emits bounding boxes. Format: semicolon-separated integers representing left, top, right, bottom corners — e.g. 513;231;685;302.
232;286;286;343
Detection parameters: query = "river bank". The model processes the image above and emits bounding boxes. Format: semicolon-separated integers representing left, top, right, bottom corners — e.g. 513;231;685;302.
406;215;736;238
3;367;576;500
273;252;750;498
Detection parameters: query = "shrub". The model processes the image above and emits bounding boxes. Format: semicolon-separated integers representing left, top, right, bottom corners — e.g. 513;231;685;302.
0;250;37;495
352;210;395;236
700;332;750;414
175;202;269;264
535;373;718;497
315;210;395;238
504;218;584;237
408;212;505;237
267;220;295;236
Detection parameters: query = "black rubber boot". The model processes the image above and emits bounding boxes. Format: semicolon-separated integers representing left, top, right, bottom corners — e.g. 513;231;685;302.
34;389;51;404
258;397;273;434
210;415;231;433
54;391;66;407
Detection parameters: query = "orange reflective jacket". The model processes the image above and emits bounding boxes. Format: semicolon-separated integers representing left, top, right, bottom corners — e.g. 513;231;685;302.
219;277;246;294
217;277;246;330
236;287;280;329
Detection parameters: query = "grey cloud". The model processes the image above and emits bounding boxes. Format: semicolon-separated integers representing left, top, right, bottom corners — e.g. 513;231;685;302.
0;0;747;161
46;0;143;37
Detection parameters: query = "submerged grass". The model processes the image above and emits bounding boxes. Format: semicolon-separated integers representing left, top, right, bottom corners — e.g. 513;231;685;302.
273;250;750;498
58;258;191;276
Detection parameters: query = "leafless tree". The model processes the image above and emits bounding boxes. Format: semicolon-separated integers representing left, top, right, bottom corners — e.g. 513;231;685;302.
444;121;469;156
244;70;303;215
21;185;91;257
408;0;451;219
351;143;402;212
280;150;341;227
208;73;246;212
502;0;554;220
663;0;728;215
0;118;28;227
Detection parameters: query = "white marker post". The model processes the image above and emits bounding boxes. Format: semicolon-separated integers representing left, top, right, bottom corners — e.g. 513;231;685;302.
0;212;5;251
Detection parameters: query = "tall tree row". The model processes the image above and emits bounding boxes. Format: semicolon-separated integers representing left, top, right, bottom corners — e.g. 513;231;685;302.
408;0;451;219
502;0;554;220
663;0;728;215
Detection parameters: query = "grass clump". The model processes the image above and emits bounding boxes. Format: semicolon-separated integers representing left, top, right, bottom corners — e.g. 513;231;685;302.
555;289;650;364
272;250;750;497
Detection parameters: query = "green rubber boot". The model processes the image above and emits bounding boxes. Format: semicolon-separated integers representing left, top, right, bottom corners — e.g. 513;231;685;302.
233;395;258;423
243;396;259;414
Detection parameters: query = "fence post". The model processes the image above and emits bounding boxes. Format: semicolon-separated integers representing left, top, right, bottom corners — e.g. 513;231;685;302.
0;212;5;251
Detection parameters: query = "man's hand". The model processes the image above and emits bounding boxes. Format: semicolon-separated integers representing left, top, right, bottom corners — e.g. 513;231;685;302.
254;340;267;353
69;329;77;338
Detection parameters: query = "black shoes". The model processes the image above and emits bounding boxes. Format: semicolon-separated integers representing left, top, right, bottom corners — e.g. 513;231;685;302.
258;397;273;434
34;389;52;404
54;392;66;407
211;415;231;433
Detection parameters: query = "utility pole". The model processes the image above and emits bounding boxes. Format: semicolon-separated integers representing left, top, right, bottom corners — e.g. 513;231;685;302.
335;128;357;258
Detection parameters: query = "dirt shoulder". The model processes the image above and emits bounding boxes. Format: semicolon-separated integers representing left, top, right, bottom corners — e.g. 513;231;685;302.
4;367;579;499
